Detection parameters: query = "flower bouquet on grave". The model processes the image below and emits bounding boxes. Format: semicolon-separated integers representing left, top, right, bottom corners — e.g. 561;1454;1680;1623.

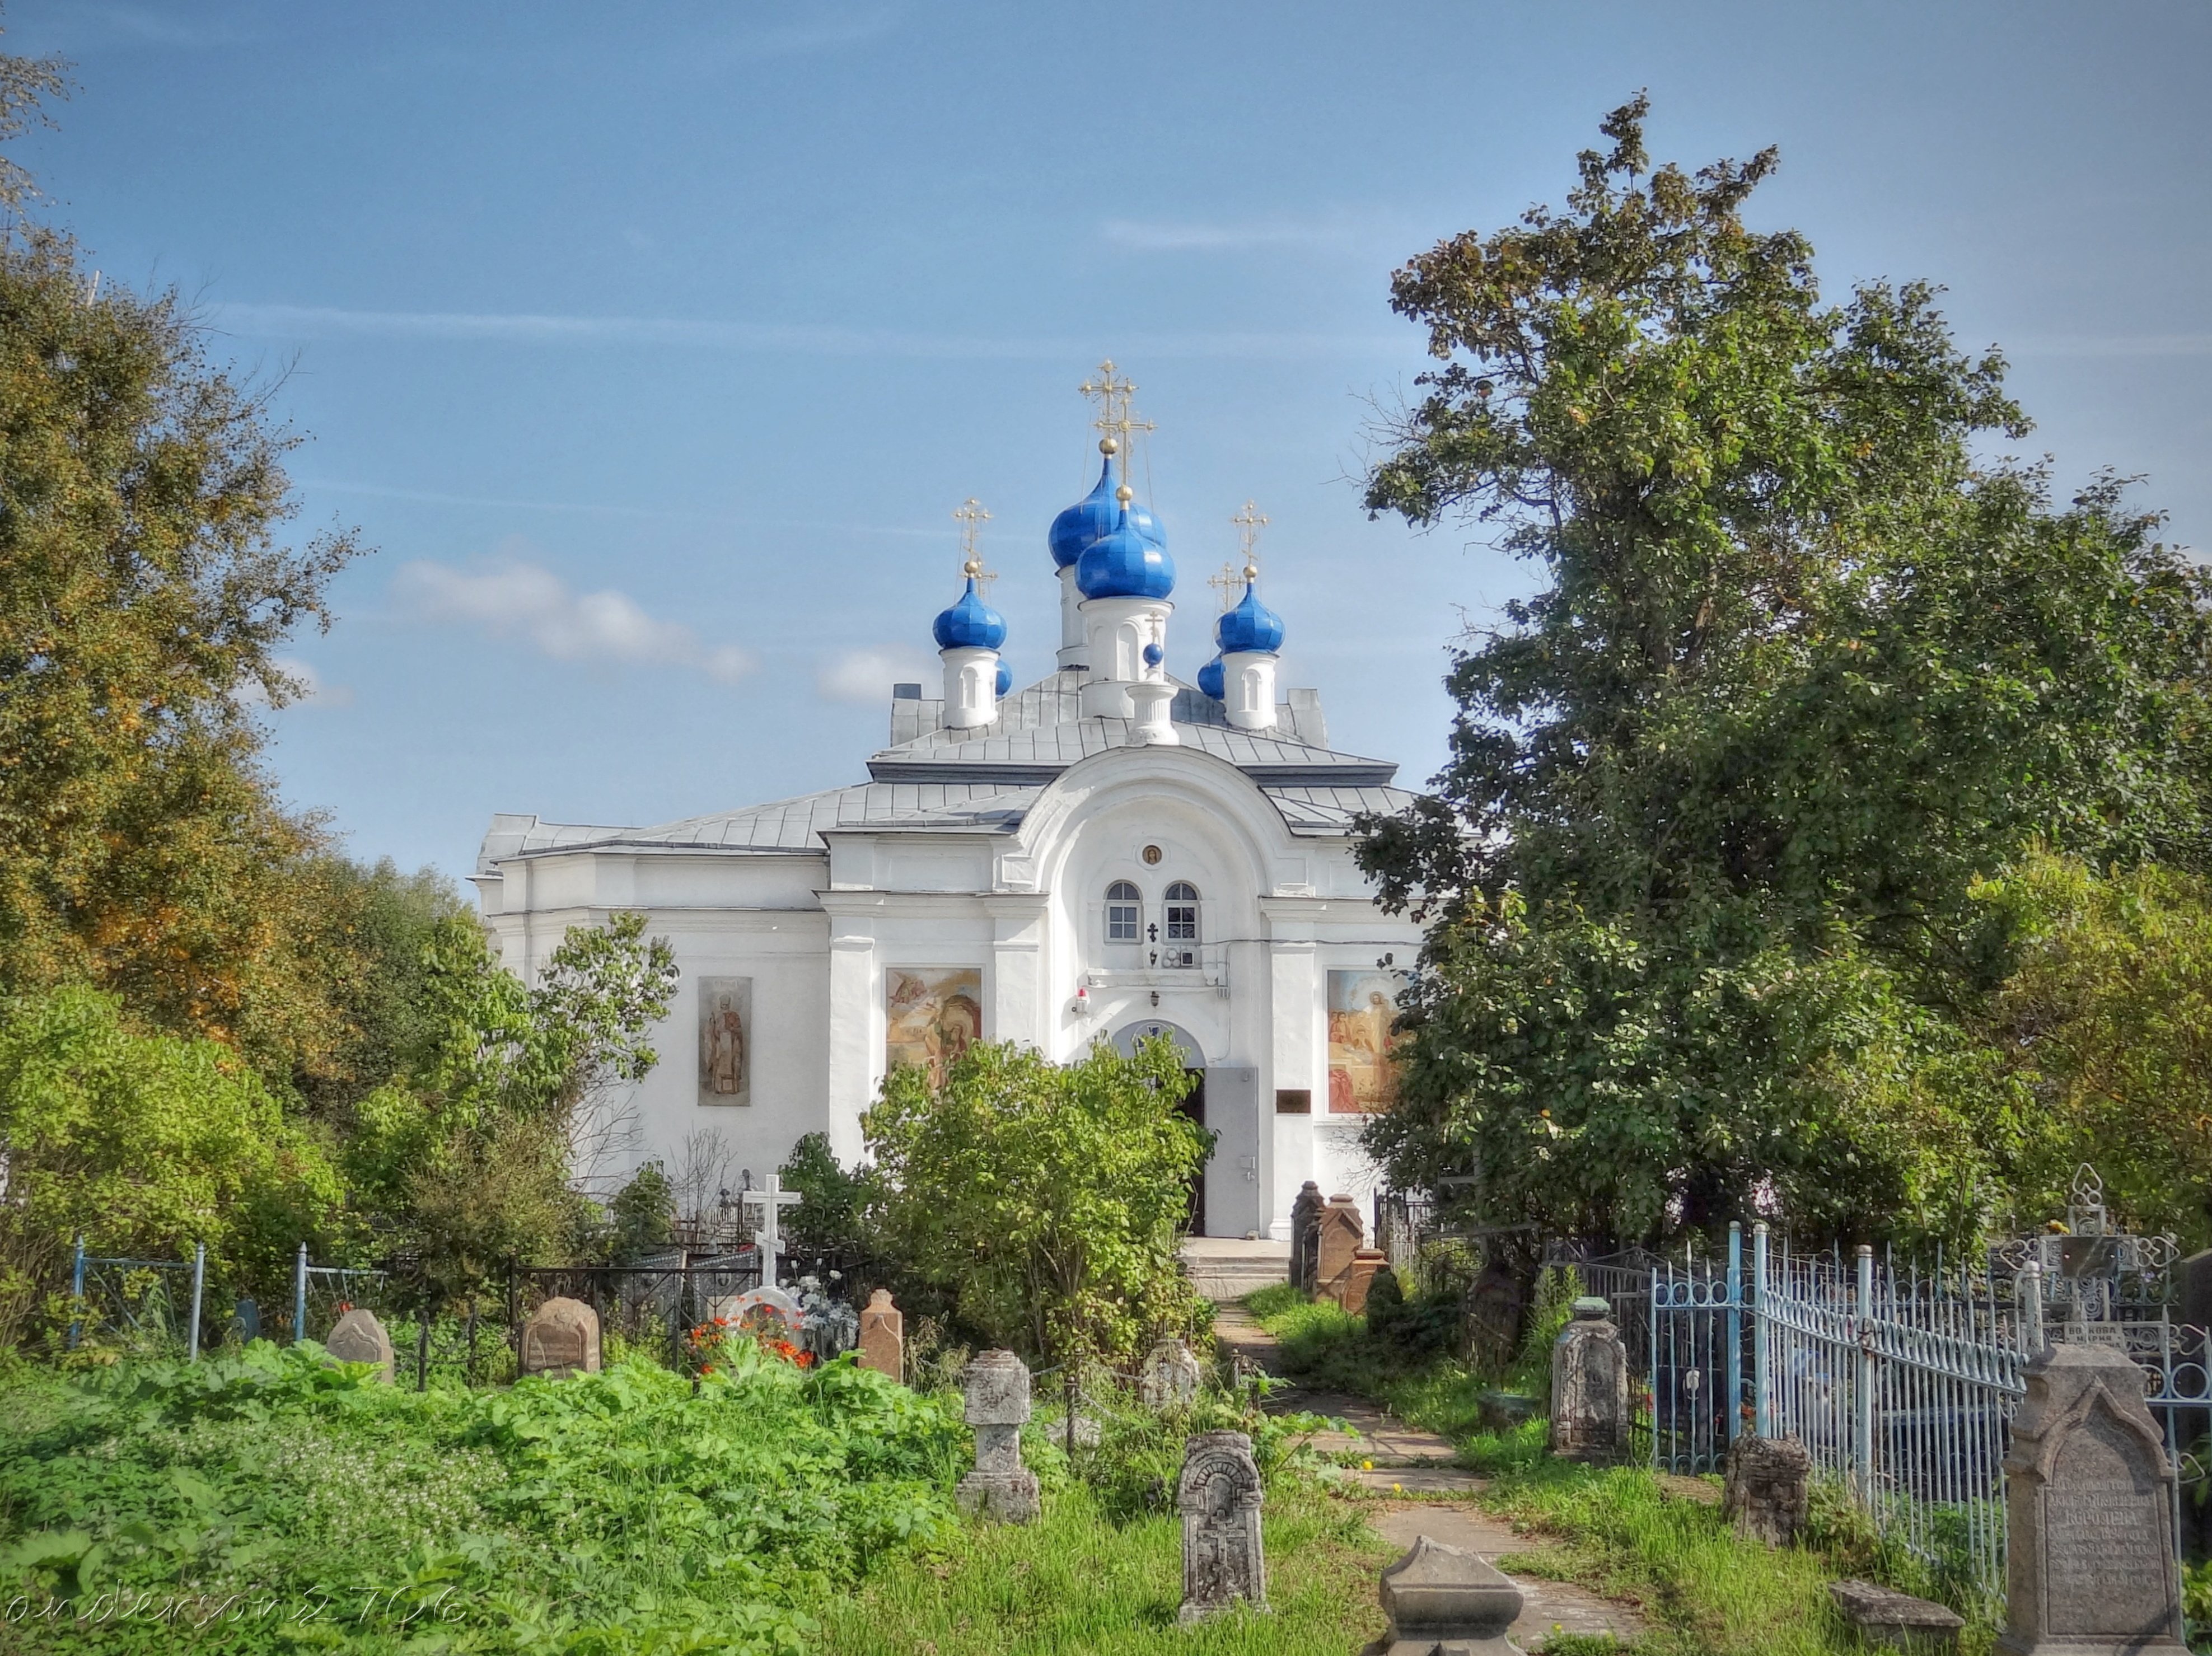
685;1309;815;1380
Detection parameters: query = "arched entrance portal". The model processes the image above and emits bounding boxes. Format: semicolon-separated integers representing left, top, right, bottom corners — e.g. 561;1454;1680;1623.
1112;1021;1208;1234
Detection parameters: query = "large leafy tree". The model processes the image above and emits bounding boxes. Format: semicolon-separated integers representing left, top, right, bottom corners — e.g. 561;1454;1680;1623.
1358;99;2211;1247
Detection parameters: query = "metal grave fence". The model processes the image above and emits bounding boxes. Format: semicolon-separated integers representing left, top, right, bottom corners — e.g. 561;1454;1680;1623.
67;1238;209;1357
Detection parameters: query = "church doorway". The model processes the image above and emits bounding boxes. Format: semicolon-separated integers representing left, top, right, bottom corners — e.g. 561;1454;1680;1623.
1111;1019;1208;1235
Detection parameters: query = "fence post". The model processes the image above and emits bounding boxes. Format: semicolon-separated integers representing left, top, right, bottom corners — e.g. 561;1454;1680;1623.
1752;1222;1771;1438
292;1242;308;1344
2018;1259;2045;1357
1647;1259;1661;1471
417;1293;432;1393
188;1242;207;1363
1853;1243;1875;1505
1726;1221;1743;1444
67;1234;86;1350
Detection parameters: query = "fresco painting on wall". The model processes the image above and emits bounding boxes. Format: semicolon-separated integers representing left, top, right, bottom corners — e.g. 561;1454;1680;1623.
1326;969;1403;1113
698;977;752;1107
885;967;984;1087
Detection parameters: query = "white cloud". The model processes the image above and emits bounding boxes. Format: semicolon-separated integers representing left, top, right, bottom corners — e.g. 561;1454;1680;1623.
393;556;755;684
817;647;937;704
238;656;353;709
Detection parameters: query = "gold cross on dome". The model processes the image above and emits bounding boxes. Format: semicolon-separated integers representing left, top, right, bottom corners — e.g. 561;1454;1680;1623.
952;497;995;587
1206;561;1245;612
1078;358;1154;462
1231;499;1268;579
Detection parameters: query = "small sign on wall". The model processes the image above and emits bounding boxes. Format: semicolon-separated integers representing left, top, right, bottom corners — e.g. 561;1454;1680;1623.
698;977;752;1106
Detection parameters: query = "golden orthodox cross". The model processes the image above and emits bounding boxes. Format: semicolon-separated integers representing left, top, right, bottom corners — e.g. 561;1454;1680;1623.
1078;358;1154;467
1231;499;1268;580
953;497;996;591
1206;562;1245;612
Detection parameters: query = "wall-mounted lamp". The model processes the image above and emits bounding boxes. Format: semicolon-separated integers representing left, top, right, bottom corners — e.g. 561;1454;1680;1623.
1070;985;1091;1017
1149;990;1161;1008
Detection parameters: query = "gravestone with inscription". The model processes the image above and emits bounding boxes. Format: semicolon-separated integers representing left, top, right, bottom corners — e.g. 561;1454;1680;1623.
956;1350;1041;1523
1723;1433;1811;1547
1140;1336;1203;1411
1290;1181;1324;1293
1177;1430;1266;1624
1550;1296;1630;1462
520;1296;600;1378
324;1308;394;1382
1998;1339;2186;1654
858;1289;903;1381
1316;1195;1365;1306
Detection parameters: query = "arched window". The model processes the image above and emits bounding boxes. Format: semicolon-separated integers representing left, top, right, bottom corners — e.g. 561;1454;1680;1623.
1106;881;1142;942
1164;881;1199;942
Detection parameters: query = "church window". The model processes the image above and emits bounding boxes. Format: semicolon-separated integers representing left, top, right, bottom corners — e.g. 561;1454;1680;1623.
1106;881;1142;942
1165;881;1199;941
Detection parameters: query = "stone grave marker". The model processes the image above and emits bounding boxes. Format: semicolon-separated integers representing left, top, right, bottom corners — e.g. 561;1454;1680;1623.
1340;1247;1388;1315
1316;1194;1365;1305
956;1350;1041;1523
1139;1336;1203;1411
857;1289;903;1381
1998;1338;2186;1654
1289;1181;1324;1293
709;1284;802;1332
1177;1430;1266;1624
1375;1533;1524;1654
1723;1434;1811;1546
1829;1580;1964;1654
324;1308;394;1382
1549;1295;1629;1462
520;1295;601;1379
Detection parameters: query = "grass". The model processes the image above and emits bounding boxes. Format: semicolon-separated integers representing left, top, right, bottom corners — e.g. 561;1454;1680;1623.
817;1479;1391;1656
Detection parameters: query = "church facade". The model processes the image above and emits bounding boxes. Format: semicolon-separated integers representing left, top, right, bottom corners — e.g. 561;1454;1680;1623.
473;385;1424;1239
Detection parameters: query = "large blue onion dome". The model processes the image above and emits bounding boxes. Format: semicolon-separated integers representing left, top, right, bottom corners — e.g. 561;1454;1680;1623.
1049;454;1165;569
994;658;1013;697
1197;654;1225;700
933;577;1007;651
1077;496;1176;601
1215;577;1284;654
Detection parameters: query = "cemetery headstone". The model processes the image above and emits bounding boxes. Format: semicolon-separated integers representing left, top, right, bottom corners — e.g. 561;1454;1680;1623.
1723;1434;1811;1546
1315;1194;1365;1306
1176;1430;1266;1624
1375;1533;1525;1655
520;1295;601;1379
858;1288;903;1381
1997;1338;2186;1654
1828;1580;1964;1654
1340;1247;1388;1315
956;1350;1041;1523
1290;1181;1324;1293
1549;1295;1630;1462
324;1308;394;1382
1139;1336;1203;1411
709;1284;802;1332
232;1295;259;1343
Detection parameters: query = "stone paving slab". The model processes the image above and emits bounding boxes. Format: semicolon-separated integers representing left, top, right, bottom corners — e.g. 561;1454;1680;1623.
1370;1504;1645;1647
1349;1466;1488;1495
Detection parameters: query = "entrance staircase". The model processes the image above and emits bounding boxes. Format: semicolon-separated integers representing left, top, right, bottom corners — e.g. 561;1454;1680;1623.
1181;1236;1289;1302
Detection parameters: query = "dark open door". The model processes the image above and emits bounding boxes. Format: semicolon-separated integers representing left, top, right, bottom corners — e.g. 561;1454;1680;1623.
1178;1069;1206;1234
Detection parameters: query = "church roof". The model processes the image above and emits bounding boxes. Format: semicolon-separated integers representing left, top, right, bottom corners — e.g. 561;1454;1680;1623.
478;676;1412;870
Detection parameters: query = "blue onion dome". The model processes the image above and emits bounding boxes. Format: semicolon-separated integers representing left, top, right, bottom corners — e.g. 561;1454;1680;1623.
1077;490;1176;601
1215;574;1284;655
933;576;1007;651
1049;451;1166;569
994;658;1013;696
1197;654;1225;700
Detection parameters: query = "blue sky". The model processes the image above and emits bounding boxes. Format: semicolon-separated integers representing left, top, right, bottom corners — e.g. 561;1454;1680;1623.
10;1;2209;886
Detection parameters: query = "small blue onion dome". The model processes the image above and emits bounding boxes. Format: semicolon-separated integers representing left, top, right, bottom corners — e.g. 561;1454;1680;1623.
933;578;1007;651
994;658;1013;697
1197;654;1225;700
1077;506;1176;601
1215;578;1284;655
1049;456;1166;568
1142;642;1163;668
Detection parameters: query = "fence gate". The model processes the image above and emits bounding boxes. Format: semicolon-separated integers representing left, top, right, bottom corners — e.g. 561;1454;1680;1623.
1648;1228;1745;1475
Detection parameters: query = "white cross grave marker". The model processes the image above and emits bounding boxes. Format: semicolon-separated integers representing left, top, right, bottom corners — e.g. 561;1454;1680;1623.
739;1175;805;1288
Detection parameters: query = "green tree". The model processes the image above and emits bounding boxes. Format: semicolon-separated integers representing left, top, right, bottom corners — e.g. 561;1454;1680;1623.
1976;850;2212;1245
0;986;345;1345
1357;99;2211;1247
604;1160;677;1263
864;1037;1209;1366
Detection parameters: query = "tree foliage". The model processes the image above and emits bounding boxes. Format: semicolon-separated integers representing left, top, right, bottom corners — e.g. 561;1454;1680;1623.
1358;99;2212;1246
864;1037;1209;1365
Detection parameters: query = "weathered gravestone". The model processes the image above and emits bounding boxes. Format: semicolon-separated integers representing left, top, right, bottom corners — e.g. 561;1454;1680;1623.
520;1296;601;1379
709;1284;802;1332
1374;1533;1524;1655
857;1289;903;1381
1829;1580;1964;1654
1997;1338;2186;1654
1289;1181;1324;1293
1723;1434;1811;1546
324;1308;394;1382
1177;1430;1266;1624
956;1350;1041;1523
1140;1336;1203;1411
1549;1296;1630;1462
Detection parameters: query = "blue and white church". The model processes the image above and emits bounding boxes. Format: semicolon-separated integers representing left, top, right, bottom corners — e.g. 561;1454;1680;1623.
473;380;1425;1239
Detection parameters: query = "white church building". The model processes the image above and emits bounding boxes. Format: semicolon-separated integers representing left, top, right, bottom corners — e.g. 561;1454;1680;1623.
472;380;1424;1239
